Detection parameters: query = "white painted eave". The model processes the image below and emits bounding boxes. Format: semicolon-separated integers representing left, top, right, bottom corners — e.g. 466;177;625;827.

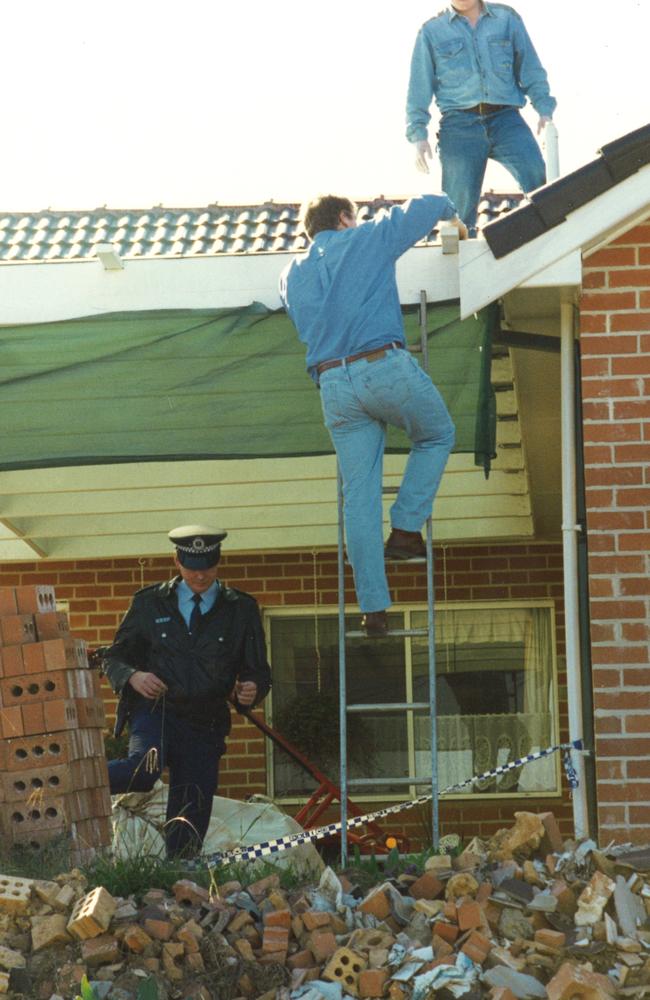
0;243;460;325
459;164;650;319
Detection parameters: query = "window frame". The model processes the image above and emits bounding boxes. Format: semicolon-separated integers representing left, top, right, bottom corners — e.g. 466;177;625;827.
263;599;561;804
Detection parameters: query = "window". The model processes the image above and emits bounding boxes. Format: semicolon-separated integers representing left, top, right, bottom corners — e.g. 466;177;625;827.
267;602;559;800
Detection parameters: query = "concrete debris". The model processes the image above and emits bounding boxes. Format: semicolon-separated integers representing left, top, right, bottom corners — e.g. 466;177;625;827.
3;813;650;997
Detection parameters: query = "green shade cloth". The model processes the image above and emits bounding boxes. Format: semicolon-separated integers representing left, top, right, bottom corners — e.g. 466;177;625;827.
0;301;496;472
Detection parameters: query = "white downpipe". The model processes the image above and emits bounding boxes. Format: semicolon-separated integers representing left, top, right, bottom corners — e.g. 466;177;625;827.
560;297;588;839
543;122;560;181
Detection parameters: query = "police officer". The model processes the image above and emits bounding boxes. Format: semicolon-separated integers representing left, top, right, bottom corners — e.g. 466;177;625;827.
105;525;271;857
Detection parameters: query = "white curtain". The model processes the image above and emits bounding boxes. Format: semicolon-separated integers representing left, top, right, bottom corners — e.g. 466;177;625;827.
415;607;556;793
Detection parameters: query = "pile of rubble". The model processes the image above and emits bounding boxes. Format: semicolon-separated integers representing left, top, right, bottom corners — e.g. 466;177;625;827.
1;809;650;1000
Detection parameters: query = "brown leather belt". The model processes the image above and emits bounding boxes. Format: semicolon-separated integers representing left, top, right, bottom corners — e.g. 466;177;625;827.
316;341;403;376
462;102;509;115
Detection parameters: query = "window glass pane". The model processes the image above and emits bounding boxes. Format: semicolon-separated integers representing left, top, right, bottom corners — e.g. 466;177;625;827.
268;605;557;799
269;613;407;796
412;607;556;793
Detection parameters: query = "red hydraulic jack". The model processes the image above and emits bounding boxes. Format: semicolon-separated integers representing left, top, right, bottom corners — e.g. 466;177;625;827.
239;707;410;855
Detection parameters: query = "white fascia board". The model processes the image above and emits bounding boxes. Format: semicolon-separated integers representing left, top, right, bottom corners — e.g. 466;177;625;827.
396;244;459;304
0;254;287;324
459;164;650;319
0;244;458;326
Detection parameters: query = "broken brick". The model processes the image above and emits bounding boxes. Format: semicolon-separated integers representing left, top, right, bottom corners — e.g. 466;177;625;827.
457;899;483;931
123;924;154;953
30;913;71;951
409;872;444;900
143;917;174;941
172;879;210;907
358;887;391;921
308;929;338;962
302;910;331;931
546;960;617;1000
80;933;121;966
263;907;292;928
358;968;389;998
432;921;459;945
534;928;567;950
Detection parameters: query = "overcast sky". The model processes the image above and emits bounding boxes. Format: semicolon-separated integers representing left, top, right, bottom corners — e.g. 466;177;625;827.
3;0;647;210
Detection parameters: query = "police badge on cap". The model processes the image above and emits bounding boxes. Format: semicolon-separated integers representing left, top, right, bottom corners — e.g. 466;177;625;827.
169;524;228;569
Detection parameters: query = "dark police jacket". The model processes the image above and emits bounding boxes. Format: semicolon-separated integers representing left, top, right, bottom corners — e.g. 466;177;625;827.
104;578;271;735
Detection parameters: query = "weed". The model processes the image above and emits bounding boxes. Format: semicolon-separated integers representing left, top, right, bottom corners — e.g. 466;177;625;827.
212;856;316;892
103;730;130;761
75;974;159;1000
335;842;440;892
83;852;205;900
0;834;73;881
83;847;314;901
75;976;100;1000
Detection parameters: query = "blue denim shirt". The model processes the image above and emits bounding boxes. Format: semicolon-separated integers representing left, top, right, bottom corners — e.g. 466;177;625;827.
279;195;456;382
406;2;556;142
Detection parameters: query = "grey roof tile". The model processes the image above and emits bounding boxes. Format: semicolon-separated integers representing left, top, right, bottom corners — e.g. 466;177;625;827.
0;193;521;263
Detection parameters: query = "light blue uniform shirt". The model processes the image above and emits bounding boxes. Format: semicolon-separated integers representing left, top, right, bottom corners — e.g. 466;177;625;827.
177;578;219;628
406;2;556;143
279;195;456;382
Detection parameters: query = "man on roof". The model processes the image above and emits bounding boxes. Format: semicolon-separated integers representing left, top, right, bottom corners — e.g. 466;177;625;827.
280;194;466;637
406;0;556;233
104;525;271;857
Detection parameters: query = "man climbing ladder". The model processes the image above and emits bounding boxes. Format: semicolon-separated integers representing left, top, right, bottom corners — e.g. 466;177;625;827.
279;194;467;636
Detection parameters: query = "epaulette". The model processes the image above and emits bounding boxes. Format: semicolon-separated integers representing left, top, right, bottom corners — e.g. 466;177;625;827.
222;586;257;604
132;581;164;597
486;3;521;17
423;8;448;27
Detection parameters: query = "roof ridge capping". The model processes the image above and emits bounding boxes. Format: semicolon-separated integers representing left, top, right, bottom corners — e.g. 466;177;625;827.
483;122;650;260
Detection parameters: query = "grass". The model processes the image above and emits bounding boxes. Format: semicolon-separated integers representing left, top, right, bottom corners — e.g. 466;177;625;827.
83;851;318;899
83;852;196;898
0;834;74;881
0;823;448;903
76;974;159;1000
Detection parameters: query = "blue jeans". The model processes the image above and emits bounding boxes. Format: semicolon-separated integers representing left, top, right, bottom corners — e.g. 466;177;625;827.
319;347;454;612
109;702;225;856
438;107;546;229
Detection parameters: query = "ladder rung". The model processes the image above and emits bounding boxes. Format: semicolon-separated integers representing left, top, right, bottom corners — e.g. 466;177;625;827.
347;702;430;713
384;554;427;562
346;555;428;565
348;776;433;787
382;486;399;494
345;627;429;638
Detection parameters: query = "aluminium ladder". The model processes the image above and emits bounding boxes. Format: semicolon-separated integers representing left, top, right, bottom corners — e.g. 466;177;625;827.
337;290;439;864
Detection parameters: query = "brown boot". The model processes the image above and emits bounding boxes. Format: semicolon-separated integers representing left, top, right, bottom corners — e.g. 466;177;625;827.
361;610;388;637
384;528;426;561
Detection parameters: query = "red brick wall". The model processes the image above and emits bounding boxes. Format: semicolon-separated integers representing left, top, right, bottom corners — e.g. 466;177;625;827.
0;542;572;845
580;217;650;844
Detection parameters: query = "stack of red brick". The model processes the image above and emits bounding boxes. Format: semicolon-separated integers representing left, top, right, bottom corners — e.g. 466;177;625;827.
0;584;112;862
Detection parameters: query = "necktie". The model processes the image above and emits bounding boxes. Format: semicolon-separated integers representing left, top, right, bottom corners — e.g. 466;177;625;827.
189;592;202;633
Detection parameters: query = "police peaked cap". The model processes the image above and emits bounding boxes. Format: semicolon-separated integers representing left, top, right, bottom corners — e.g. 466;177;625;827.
169;524;228;569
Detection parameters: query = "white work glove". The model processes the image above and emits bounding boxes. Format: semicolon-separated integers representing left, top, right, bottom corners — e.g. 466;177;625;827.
414;139;433;173
537;115;553;135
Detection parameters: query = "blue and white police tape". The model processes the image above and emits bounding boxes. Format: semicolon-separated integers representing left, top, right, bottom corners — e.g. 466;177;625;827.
204;738;585;868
